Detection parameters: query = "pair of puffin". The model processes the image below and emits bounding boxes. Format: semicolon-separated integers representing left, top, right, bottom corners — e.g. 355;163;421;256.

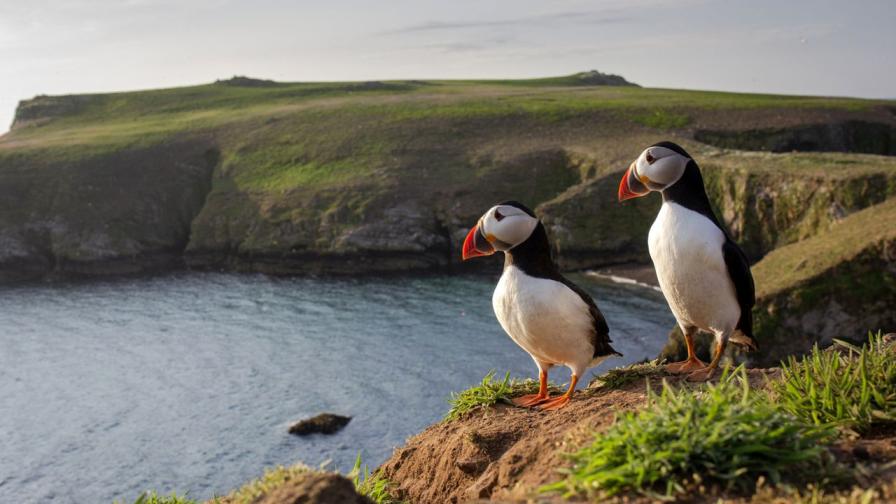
462;141;756;409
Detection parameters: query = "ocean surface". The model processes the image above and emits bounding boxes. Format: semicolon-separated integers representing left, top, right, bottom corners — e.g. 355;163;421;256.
0;272;674;503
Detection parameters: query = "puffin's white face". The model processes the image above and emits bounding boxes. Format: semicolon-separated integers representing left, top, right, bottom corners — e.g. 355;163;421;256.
618;144;692;200
462;203;539;260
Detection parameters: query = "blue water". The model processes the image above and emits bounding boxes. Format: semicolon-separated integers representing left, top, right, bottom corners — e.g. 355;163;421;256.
0;272;674;503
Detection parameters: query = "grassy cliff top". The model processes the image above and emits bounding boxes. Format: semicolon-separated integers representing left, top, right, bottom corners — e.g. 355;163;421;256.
754;197;896;297
3;74;893;160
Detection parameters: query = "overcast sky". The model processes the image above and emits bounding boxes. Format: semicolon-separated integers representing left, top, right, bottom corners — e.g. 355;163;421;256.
1;0;893;132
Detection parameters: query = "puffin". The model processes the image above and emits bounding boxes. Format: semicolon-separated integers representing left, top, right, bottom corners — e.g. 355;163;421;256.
461;201;621;410
617;141;757;381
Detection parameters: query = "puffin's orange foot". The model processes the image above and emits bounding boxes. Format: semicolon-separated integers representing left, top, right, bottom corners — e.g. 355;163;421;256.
686;366;717;382
666;357;708;374
536;395;571;410
512;394;550;408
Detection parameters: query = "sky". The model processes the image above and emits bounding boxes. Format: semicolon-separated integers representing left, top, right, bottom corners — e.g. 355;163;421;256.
1;0;894;132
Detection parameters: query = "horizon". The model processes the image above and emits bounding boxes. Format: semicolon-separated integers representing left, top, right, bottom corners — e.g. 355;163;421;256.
2;0;895;133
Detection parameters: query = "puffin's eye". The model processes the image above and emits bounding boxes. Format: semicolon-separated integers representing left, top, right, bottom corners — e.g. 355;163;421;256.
494;209;505;221
645;152;656;164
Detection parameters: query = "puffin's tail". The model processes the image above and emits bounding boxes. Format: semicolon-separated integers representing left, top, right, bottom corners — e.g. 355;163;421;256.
595;341;623;359
732;310;758;351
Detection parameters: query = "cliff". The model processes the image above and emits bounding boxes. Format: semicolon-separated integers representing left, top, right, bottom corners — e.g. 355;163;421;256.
2;75;895;362
2;77;894;279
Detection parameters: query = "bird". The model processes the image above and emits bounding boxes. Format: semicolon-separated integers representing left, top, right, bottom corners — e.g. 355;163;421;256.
461;201;621;409
618;141;757;381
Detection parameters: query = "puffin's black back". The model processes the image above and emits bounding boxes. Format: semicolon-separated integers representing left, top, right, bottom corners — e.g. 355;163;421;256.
656;144;757;344
504;218;620;358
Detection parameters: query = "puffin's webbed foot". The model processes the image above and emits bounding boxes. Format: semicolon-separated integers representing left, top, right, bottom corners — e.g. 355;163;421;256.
535;373;579;411
512;394;550;407
665;357;708;374
536;395;571;410
686;365;717;382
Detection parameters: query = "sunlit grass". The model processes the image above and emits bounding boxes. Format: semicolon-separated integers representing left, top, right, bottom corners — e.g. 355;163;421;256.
350;454;405;504
445;370;561;421
772;332;896;434
589;360;666;390
212;463;312;503
115;491;196;504
543;368;840;500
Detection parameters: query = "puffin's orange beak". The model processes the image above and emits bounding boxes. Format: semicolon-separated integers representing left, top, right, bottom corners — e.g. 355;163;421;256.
618;162;649;201
462;224;495;260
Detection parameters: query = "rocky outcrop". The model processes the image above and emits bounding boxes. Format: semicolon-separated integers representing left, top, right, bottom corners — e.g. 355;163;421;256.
288;413;352;436
10;94;96;129
569;70;639;87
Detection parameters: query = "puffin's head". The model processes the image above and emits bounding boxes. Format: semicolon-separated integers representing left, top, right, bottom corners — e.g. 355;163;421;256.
618;141;693;201
462;201;539;260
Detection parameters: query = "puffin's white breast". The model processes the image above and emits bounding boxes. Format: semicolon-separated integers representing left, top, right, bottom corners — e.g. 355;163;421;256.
648;202;740;333
492;265;596;375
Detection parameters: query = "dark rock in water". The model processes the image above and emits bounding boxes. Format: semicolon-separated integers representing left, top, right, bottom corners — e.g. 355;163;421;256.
257;472;372;504
289;413;351;436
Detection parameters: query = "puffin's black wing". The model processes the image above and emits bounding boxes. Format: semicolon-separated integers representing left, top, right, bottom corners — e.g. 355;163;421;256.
556;276;622;358
722;238;757;349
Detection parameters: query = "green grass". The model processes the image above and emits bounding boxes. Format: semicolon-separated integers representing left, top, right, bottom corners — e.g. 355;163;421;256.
543;367;839;500
444;371;560;421
212;463;312;503
772;332;896;434
632;109;691;129
115;492;196;504
589;360;666;390
350;454;405;504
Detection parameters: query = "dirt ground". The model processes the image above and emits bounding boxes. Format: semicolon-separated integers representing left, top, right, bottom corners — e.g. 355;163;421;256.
378;369;896;504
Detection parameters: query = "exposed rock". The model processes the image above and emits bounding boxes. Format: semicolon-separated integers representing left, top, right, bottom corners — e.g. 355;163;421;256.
215;76;280;87
572;70;640;87
288;413;352;436
255;473;371;504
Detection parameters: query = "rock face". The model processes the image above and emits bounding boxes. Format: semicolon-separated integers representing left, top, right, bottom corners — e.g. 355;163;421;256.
0;139;217;281
255;473;372;504
288;413;352;436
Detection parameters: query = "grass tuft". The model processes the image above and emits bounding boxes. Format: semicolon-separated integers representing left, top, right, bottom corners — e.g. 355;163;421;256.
772;331;896;434
589;360;665;390
212;464;311;503
116;492;196;504
445;371;560;421
543;367;839;499
350;454;405;504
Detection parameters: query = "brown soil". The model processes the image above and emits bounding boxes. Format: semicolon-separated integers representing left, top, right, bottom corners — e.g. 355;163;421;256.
378;368;896;504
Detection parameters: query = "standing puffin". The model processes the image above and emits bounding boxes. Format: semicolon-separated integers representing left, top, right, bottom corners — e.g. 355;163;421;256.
462;201;621;410
618;141;757;381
